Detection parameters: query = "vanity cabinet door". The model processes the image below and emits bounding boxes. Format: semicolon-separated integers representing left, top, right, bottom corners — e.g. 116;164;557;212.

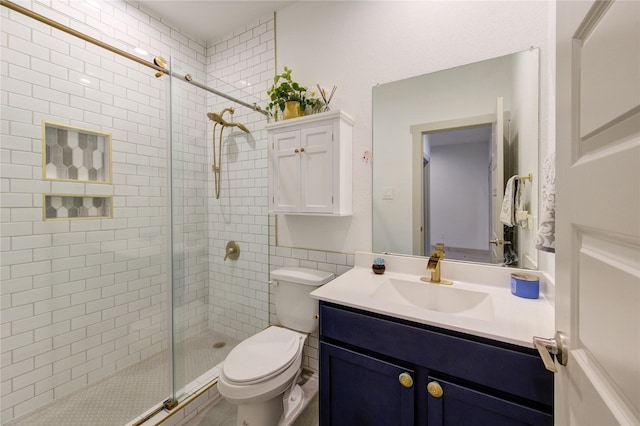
426;377;552;426
320;342;415;426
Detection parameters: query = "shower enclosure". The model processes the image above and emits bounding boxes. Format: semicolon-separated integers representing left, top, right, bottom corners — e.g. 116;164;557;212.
1;1;270;424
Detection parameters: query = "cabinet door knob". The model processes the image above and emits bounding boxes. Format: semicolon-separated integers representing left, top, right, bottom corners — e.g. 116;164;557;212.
398;372;413;388
427;381;443;398
294;148;299;153
300;147;305;152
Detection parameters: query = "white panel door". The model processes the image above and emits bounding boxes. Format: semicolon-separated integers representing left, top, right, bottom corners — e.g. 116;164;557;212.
273;130;301;212
555;1;640;424
490;97;505;263
300;124;333;213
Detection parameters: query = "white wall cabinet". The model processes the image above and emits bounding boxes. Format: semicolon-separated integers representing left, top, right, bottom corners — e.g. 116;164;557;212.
267;110;353;215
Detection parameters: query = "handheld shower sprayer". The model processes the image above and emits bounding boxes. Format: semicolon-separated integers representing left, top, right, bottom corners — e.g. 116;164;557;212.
207;107;251;198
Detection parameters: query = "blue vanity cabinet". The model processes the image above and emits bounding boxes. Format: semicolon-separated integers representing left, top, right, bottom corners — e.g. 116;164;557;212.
320;342;415;425
318;301;553;426
425;377;553;425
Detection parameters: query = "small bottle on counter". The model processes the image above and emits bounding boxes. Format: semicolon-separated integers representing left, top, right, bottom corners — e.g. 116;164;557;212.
372;257;386;275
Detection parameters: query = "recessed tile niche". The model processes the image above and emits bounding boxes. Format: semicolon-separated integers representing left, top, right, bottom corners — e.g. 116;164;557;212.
44;195;112;220
43;122;111;183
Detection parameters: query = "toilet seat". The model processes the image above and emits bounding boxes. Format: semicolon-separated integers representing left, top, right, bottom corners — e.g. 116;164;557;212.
222;326;304;385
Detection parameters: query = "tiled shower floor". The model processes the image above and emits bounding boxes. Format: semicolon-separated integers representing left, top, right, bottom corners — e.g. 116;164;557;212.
6;329;238;426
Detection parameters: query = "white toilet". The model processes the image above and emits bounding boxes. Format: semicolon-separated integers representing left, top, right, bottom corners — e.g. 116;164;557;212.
217;267;334;426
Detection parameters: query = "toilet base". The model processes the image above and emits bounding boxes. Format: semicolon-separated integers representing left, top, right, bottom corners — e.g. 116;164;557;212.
233;384;305;426
280;384;304;425
236;396;283;426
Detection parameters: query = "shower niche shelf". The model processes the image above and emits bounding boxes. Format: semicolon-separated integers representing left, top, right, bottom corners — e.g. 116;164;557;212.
43;121;112;183
44;195;112;220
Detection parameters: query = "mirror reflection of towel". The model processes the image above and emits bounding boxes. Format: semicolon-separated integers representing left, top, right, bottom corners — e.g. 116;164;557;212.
536;152;555;253
500;176;518;227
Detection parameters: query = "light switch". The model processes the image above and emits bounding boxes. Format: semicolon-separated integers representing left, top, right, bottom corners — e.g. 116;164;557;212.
382;186;394;200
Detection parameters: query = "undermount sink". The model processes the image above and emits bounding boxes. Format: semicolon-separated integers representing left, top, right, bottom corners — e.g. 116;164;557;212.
370;277;495;320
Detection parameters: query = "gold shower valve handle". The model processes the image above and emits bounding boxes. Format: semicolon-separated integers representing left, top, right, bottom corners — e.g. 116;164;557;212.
398;372;413;388
427;381;443;398
224;241;240;261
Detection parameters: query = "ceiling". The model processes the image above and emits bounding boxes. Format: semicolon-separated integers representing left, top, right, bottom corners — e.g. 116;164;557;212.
133;0;293;44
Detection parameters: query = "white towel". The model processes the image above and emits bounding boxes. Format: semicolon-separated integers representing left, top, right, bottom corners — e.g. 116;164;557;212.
500;176;517;227
536;152;556;252
515;179;527;228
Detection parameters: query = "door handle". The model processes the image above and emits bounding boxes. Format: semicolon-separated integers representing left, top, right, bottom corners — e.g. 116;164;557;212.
533;331;568;373
489;239;512;246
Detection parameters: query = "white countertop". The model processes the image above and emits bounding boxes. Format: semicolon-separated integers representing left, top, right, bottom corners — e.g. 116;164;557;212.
311;252;555;348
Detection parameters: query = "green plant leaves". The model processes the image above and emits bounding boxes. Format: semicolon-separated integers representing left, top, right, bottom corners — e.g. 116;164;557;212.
266;67;318;116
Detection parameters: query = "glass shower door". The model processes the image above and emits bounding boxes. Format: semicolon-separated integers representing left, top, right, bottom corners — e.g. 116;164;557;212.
168;56;272;403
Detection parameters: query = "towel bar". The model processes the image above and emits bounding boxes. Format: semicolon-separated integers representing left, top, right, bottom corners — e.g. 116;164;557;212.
515;173;533;183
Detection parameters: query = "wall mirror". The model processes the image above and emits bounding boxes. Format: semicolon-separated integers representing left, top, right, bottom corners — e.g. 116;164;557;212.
373;48;539;269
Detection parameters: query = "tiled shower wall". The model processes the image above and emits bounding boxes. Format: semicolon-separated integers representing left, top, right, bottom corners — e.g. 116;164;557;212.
205;16;274;342
0;0;209;422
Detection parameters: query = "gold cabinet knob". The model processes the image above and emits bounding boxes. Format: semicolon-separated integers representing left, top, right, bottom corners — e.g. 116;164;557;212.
294;148;299;153
300;147;305;152
427;381;443;398
398;372;413;388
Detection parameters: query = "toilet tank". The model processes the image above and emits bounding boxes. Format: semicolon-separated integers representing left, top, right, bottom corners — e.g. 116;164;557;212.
271;267;334;333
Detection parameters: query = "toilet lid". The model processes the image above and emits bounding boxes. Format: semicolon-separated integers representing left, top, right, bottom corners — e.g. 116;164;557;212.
222;326;303;384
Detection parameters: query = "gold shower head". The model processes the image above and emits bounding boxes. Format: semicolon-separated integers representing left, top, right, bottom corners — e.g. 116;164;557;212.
207;107;235;125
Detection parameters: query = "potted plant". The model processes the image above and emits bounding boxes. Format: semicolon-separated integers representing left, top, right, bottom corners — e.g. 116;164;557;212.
267;67;320;119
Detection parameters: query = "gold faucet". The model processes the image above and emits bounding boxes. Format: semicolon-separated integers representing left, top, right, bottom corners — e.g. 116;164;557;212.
421;244;453;285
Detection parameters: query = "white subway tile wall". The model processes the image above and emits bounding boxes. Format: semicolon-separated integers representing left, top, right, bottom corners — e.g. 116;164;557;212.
205;17;275;342
1;0;354;423
269;247;354;371
0;0;207;421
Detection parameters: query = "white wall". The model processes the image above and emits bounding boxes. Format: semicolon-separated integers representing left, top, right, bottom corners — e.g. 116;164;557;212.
275;1;554;278
511;49;541;269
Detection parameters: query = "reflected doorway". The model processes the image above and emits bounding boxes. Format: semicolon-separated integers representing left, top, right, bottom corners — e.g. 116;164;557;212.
423;125;493;263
